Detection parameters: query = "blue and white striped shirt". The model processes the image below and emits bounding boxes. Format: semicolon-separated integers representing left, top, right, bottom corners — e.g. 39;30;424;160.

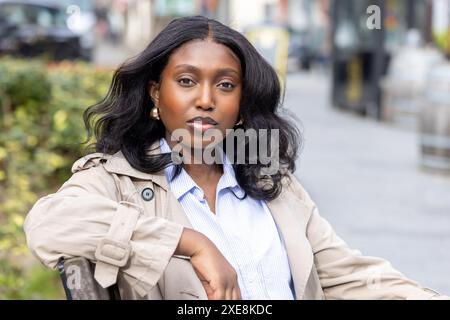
160;138;295;299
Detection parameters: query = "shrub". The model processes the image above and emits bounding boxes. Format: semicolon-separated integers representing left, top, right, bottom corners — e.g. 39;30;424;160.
0;57;112;299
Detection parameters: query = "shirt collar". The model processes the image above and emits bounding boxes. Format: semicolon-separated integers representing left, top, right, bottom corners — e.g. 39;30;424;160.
160;138;245;200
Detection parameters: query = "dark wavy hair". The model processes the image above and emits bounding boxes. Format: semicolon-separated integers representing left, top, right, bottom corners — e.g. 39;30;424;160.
83;15;301;201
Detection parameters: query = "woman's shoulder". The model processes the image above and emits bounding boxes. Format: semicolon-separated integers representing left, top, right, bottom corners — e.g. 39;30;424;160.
71;150;168;189
71;152;112;174
280;171;316;209
71;150;137;176
65;152;119;195
65;151;141;201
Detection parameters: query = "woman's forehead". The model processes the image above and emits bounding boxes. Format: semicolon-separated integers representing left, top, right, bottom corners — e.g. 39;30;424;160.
166;39;242;74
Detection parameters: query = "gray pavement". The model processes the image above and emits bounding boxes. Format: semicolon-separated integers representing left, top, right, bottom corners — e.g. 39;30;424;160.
285;70;450;295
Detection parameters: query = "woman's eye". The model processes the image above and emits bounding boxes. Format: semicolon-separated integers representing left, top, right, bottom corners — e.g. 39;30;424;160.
178;78;195;86
218;82;235;89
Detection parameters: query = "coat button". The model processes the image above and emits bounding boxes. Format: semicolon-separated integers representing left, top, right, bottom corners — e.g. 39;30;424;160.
141;187;154;201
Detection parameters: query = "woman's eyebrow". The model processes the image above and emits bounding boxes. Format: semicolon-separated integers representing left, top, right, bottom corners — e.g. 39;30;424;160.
216;68;241;77
174;64;200;73
174;64;240;76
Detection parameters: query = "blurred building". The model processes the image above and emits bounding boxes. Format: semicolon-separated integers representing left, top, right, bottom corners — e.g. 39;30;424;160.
90;0;331;66
225;0;332;78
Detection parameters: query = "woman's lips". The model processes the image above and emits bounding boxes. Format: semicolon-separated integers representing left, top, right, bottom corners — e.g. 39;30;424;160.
186;121;216;132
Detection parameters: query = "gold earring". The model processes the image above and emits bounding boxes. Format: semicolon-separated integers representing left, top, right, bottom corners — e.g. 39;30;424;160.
150;107;160;120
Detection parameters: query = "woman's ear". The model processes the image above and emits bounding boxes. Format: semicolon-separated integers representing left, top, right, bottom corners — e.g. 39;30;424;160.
148;81;160;105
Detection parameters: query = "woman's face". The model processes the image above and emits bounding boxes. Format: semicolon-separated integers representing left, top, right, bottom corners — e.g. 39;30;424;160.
150;39;242;150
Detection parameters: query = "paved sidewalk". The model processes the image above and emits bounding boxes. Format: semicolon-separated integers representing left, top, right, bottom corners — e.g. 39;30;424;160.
285;71;450;295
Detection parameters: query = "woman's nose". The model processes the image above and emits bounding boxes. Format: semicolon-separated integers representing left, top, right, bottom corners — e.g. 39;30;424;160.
195;84;215;110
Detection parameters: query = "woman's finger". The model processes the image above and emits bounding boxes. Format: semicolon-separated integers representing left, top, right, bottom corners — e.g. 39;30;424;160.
232;286;241;300
225;288;233;300
201;281;214;300
213;289;225;300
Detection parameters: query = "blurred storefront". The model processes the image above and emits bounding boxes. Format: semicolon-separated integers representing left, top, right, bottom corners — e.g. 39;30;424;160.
286;0;331;70
331;0;433;119
231;0;331;71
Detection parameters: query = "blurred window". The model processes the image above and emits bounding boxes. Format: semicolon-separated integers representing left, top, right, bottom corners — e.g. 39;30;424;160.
1;4;27;25
36;9;53;27
0;3;66;28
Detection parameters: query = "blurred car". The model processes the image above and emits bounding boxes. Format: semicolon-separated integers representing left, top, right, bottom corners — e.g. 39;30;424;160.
0;0;84;60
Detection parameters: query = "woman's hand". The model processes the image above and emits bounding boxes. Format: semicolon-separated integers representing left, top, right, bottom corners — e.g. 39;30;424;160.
175;227;242;300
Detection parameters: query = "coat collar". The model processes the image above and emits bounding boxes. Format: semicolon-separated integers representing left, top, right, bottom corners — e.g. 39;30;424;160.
102;141;169;191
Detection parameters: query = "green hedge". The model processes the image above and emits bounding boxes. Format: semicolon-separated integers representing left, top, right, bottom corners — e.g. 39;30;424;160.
0;57;112;299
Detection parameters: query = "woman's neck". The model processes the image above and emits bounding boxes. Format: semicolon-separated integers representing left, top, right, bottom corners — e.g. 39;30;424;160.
183;162;223;183
165;137;223;182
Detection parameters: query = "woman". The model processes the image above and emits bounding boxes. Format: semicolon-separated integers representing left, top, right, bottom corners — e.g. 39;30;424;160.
24;16;447;300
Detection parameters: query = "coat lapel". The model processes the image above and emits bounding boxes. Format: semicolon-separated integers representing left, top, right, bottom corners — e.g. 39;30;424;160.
157;177;208;299
266;187;314;300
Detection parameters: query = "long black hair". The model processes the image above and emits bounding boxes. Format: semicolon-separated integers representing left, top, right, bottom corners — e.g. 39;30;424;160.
83;15;301;201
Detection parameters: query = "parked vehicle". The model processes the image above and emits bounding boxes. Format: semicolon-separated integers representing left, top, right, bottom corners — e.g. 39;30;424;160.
0;0;84;61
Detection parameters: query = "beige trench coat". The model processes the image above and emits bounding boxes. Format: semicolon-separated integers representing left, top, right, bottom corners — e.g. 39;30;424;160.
24;143;449;300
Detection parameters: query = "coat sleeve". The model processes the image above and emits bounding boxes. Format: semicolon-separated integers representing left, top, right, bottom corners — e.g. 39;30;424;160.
288;174;449;300
23;160;184;292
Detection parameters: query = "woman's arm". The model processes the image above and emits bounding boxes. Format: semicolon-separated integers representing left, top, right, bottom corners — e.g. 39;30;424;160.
25;161;241;299
24;163;183;291
288;174;449;300
307;205;448;299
